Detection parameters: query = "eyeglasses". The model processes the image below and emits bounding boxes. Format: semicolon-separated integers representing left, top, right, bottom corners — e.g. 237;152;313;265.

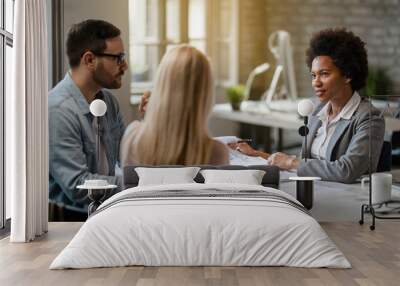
92;52;127;65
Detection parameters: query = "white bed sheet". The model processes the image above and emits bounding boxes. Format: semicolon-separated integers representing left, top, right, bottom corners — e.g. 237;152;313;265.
50;183;350;269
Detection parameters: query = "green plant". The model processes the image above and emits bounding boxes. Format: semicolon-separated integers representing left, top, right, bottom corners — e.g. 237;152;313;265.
363;67;393;97
226;84;246;103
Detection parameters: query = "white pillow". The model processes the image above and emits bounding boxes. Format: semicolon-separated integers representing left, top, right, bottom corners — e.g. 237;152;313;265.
135;167;201;186
200;169;266;185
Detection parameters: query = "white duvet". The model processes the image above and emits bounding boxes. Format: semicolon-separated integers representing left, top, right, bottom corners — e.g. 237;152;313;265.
50;183;350;269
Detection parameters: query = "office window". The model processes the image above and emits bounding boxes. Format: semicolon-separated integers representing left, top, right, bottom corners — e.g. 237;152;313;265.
166;0;179;45
129;0;238;93
188;0;206;52
213;0;237;84
129;0;160;89
1;0;14;229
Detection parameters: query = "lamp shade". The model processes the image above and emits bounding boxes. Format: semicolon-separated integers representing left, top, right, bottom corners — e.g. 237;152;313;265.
90;99;107;117
297;99;314;117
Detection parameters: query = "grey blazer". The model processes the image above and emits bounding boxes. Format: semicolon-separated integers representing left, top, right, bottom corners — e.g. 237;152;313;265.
297;99;385;183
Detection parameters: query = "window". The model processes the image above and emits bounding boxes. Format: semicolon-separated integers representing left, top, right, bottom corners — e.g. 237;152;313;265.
1;0;14;230
129;0;238;94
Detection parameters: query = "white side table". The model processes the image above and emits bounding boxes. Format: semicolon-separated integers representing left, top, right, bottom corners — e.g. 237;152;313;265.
77;184;117;216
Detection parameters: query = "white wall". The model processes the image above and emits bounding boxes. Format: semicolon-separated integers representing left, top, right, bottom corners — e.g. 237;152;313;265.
63;0;134;123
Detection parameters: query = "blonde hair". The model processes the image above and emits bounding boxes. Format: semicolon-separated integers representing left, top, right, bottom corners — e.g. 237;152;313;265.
133;45;215;165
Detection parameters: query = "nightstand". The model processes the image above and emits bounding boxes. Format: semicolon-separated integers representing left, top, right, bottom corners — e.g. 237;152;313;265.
77;184;117;216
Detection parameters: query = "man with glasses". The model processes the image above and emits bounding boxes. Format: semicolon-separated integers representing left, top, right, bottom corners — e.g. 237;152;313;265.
48;19;127;221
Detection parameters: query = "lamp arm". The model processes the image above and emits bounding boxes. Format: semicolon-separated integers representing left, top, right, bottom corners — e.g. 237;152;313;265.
244;72;256;101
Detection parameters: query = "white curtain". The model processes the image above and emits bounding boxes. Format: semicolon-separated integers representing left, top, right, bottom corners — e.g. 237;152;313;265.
7;0;49;242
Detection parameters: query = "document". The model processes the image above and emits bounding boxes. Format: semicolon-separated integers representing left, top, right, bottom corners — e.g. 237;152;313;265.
214;136;241;145
214;136;269;166
228;149;269;166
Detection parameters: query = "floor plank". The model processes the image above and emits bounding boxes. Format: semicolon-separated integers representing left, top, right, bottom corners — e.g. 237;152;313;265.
0;221;399;286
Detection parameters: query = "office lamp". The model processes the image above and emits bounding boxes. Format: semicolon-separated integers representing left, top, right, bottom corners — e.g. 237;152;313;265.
263;30;298;112
244;63;270;101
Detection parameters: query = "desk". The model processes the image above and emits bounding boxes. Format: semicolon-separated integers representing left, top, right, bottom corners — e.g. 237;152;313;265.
213;101;400;132
212;101;302;130
212;100;400;151
130;96;400;132
279;171;400;222
212;101;302;151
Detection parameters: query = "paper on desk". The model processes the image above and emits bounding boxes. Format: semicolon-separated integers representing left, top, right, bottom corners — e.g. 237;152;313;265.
214;136;269;166
229;149;269;166
214;136;241;144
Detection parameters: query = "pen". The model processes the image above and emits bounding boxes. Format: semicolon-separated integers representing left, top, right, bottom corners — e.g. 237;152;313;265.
237;139;252;143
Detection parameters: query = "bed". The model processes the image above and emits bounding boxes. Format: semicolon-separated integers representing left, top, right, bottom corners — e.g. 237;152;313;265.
50;165;350;269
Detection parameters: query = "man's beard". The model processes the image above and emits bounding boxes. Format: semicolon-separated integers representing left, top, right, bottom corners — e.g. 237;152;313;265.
93;65;123;89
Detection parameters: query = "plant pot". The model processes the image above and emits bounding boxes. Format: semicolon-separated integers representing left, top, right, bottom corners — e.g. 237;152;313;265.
230;101;242;111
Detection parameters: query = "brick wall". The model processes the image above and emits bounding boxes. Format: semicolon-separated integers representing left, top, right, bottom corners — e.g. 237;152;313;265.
262;0;400;97
238;0;268;98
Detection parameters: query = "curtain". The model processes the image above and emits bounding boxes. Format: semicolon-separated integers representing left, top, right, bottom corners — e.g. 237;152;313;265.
7;0;48;242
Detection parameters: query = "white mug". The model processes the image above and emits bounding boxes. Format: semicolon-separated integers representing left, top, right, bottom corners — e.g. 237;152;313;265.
361;173;392;204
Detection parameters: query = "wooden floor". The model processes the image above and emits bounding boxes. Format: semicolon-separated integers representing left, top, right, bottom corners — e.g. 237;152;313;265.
1;221;400;286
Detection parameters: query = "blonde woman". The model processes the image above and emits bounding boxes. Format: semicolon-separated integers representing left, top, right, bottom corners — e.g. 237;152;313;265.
120;45;229;166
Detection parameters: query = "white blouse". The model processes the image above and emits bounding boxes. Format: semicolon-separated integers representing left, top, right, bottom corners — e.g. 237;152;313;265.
310;92;361;160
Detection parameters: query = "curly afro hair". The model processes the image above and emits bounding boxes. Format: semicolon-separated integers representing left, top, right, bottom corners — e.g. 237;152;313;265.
306;28;368;92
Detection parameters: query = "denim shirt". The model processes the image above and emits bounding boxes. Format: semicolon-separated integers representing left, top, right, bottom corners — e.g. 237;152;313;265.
49;73;125;211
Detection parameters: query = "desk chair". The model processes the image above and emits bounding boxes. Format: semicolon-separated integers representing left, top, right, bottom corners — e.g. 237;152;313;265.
377;141;392;172
48;200;88;222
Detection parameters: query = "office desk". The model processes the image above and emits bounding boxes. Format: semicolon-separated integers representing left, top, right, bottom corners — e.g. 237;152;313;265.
279;171;400;222
212;101;303;151
212;101;302;130
212;100;400;151
213;101;400;132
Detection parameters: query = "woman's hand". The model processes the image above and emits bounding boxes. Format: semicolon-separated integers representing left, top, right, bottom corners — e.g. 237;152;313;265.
267;152;299;170
227;142;256;155
228;142;270;159
138;91;151;116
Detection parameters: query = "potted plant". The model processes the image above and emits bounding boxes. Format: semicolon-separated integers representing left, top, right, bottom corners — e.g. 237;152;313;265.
362;66;393;97
226;84;245;111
